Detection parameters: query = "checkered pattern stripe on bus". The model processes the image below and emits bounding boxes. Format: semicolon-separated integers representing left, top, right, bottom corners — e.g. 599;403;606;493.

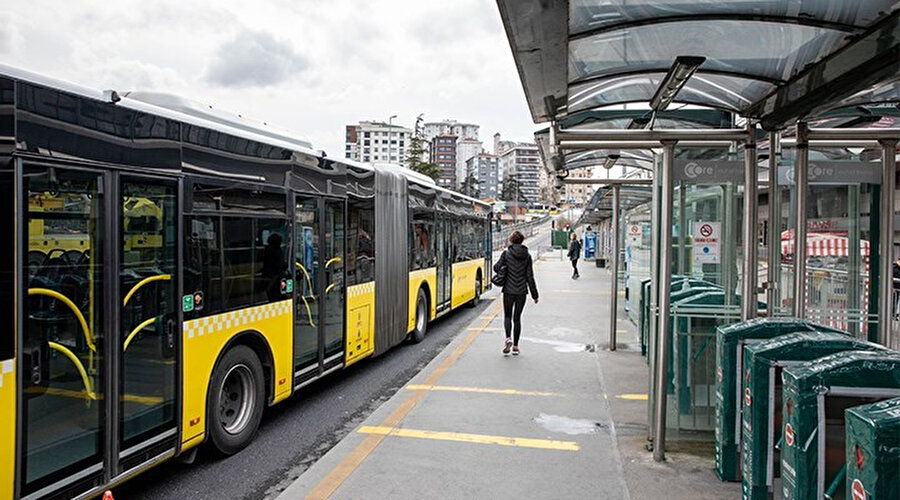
0;360;13;388
348;281;375;298
184;300;293;339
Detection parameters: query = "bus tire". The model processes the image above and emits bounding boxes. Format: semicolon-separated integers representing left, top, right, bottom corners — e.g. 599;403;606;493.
207;345;265;455
410;288;428;343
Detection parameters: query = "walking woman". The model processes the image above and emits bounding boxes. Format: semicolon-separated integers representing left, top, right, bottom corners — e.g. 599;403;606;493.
493;230;539;355
567;232;582;279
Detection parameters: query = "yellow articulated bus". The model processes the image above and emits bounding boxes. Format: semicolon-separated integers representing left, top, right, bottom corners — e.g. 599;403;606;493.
0;67;491;499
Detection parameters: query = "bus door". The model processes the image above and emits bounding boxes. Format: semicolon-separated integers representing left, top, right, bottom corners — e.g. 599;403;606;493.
117;175;179;473
293;197;345;389
21;163;107;497
293;197;320;387
435;214;451;312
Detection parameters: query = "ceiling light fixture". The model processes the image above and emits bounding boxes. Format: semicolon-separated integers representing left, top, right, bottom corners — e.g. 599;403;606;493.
649;56;706;111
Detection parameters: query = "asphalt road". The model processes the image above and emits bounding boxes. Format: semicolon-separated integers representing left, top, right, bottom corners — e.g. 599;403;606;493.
116;223;551;500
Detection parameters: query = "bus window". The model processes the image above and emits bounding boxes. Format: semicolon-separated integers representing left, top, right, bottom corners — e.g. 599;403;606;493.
0;172;11;360
184;216;222;316
347;199;375;286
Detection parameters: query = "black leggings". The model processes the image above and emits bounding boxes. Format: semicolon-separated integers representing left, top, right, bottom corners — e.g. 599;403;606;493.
503;293;527;345
571;259;579;275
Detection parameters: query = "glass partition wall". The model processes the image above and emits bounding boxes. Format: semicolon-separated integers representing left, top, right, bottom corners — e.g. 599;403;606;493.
775;148;881;338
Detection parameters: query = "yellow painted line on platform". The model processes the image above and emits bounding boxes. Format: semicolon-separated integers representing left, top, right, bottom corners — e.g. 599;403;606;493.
306;301;502;500
358;426;580;451
467;327;500;332
615;393;648;401
405;384;562;397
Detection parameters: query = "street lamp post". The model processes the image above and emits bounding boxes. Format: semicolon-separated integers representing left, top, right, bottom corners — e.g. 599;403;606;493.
388;114;397;164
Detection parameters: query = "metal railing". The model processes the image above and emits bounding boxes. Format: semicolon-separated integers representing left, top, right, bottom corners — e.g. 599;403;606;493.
492;216;549;251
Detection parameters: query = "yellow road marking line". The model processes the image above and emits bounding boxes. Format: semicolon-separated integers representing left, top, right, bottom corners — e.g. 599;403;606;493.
25;386;164;405
405;384;562;397
615;393;648;401
467;326;500;331
358;426;579;451
306;301;502;500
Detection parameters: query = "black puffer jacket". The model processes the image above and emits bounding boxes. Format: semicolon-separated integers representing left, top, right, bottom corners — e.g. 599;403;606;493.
494;244;538;299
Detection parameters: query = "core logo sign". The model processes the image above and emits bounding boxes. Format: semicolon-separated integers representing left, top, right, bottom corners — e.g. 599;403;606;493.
851;479;865;500
683;162;714;179
784;423;795;447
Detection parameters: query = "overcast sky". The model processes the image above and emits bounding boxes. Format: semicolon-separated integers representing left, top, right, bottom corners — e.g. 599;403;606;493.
0;0;537;157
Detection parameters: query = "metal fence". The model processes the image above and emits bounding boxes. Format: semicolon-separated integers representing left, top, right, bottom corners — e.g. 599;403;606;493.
492;216;549;251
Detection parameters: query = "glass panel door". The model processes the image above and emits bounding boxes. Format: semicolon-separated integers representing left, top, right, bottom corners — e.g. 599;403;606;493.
436;215;450;310
119;177;178;459
294;198;319;372
323;200;345;359
22;166;104;494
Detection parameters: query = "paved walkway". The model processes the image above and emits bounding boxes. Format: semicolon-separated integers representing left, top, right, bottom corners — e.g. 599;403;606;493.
278;250;740;499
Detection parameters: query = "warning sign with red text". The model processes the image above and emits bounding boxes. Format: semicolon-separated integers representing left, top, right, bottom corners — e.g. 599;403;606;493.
692;221;721;264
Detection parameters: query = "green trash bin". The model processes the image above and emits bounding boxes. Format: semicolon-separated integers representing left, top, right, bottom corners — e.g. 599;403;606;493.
714;318;847;482
781;351;900;500
845;397;900;500
667;288;727;398
551;230;569;249
740;333;885;500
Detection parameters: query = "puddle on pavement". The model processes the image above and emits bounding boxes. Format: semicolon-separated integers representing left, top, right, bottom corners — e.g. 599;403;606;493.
523;337;595;353
534;413;605;435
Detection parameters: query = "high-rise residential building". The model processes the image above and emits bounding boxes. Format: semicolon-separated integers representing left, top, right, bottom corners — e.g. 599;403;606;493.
466;153;499;200
455;138;483;188
498;142;542;204
422;120;481;189
564;167;594;205
344;121;412;164
423;120;479;142
430;135;457;188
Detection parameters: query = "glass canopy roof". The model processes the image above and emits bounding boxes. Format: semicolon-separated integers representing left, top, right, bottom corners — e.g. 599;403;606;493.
499;0;900;125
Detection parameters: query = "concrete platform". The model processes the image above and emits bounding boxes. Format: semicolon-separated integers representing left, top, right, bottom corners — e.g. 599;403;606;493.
278;252;741;499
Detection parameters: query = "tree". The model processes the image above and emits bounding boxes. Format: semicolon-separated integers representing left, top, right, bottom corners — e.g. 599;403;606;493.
459;172;480;198
405;114;440;180
500;175;526;203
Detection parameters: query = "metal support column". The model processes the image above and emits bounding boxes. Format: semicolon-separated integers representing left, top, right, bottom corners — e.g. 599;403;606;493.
609;184;620;351
647;154;661;442
742;123;759;320
766;132;780;316
878;139;897;348
848;184;861;337
792;123;809;318
653;141;676;461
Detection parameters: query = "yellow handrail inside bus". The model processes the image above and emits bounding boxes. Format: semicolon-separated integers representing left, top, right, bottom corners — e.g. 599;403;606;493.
294;263;316;327
325;257;342;269
28;288;95;352
295;262;314;292
325;283;336;295
47;341;96;401
124;316;159;351
123;274;172;307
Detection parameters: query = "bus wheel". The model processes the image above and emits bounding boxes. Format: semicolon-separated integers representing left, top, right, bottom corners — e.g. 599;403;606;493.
410;288;428;343
208;345;265;455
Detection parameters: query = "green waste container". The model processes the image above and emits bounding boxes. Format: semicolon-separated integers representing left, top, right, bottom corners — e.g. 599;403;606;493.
781;351;900;500
740;333;884;500
638;277;720;360
714;318;847;482
551;230;569;249
845;398;900;500
667;288;727;398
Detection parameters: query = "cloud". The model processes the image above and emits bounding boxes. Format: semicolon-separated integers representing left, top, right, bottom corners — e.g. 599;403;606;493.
0;12;24;55
205;30;309;88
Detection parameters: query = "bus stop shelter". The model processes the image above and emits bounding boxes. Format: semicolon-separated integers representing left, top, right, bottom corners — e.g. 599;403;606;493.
498;0;900;461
